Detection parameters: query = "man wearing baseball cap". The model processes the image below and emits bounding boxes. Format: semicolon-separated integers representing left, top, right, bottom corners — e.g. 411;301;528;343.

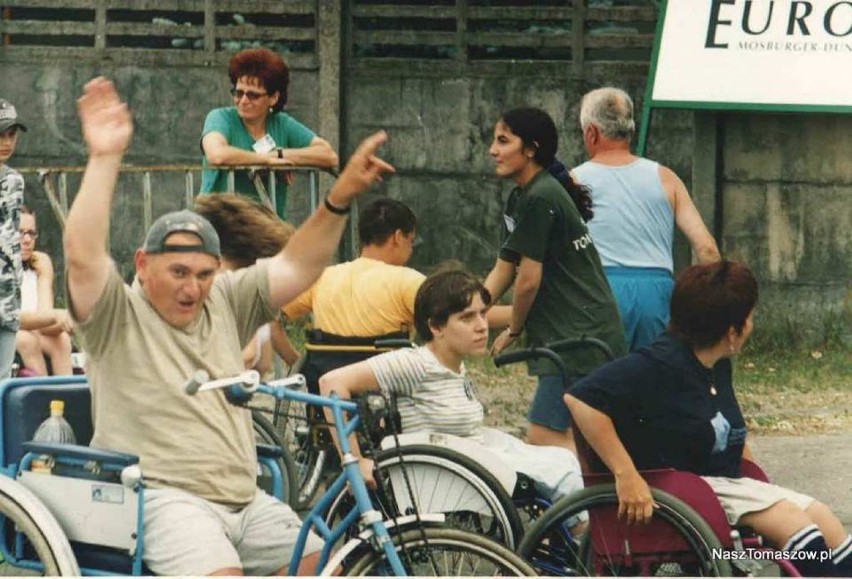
0;99;27;379
65;77;393;576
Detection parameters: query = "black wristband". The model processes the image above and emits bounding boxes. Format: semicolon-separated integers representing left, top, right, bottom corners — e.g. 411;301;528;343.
508;329;522;338
324;196;351;215
276;148;283;159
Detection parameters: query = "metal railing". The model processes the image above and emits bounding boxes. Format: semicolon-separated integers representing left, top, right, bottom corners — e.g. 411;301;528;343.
18;163;355;258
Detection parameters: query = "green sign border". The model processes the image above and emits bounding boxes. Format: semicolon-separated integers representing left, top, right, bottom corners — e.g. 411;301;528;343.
637;0;852;156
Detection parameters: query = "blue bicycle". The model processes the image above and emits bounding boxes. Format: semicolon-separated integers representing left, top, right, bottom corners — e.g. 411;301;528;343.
189;370;536;576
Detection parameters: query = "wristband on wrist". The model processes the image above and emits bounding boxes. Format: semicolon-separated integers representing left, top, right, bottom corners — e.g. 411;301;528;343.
276;148;283;159
324;195;351;215
508;329;522;338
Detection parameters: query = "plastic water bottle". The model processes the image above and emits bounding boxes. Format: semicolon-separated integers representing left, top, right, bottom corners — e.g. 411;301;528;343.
30;400;77;474
32;400;77;445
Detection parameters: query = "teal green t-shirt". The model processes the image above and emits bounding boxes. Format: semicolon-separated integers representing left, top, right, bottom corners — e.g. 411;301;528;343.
499;170;626;376
199;107;315;218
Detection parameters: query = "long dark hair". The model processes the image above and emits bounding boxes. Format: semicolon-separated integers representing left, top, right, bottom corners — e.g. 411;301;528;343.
500;107;594;222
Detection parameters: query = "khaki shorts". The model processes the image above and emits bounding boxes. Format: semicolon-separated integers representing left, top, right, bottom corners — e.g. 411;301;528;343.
702;476;815;526
143;487;323;576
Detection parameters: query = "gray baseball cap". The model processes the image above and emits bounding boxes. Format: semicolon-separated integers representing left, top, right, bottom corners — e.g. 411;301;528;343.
0;100;27;133
143;210;221;258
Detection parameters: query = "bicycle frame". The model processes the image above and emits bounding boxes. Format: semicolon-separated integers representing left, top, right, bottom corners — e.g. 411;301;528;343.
221;377;408;576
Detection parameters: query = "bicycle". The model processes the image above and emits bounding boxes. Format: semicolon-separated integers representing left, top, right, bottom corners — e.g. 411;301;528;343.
189;369;537;576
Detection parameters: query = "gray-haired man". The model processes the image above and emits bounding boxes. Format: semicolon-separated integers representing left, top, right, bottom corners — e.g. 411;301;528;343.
573;87;720;351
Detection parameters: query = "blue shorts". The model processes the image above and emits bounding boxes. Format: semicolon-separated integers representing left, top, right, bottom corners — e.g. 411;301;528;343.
528;374;574;431
605;267;673;352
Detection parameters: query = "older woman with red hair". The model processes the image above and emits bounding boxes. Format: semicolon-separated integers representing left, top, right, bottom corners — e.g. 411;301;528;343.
200;48;338;219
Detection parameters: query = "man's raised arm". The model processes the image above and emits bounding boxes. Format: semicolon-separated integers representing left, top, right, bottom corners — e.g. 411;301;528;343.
266;131;394;309
64;78;133;323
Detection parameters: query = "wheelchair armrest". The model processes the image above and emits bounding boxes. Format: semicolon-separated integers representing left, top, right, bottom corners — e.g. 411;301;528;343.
22;442;140;467
256;443;283;459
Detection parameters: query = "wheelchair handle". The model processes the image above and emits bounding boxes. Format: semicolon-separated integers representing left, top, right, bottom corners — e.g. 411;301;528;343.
494;347;566;377
374;338;415;350
493;337;615;379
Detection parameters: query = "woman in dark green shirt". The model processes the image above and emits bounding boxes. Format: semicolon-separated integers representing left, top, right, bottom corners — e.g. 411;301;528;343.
484;107;625;453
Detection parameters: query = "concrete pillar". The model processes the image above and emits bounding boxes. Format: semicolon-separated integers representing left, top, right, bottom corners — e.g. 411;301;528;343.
317;0;341;194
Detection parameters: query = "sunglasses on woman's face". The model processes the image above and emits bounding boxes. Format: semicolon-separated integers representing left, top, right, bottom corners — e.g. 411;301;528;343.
230;88;268;102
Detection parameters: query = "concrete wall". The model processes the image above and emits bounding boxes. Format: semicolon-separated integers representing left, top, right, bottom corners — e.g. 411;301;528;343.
344;67;695;276
694;113;852;345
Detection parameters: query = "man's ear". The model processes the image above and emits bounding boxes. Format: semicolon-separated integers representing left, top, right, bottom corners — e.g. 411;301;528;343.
134;249;148;281
428;317;443;338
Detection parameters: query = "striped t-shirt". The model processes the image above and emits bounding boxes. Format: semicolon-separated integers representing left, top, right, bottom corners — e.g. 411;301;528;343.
368;347;484;441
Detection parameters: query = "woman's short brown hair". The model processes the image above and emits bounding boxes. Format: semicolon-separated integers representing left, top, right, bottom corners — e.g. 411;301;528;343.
228;48;289;112
669;260;758;348
194;194;293;269
414;268;491;342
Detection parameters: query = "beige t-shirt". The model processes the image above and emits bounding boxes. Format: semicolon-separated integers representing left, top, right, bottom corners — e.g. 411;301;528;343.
74;263;276;507
283;257;424;336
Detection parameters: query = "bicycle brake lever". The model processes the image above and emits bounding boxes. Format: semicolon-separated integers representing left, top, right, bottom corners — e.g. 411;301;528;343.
196;370;261;393
266;374;307;389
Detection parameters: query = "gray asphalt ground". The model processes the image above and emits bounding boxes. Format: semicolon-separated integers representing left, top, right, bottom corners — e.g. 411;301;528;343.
750;432;852;530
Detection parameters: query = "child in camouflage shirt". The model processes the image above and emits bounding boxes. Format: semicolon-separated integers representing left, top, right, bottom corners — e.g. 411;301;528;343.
0;99;26;378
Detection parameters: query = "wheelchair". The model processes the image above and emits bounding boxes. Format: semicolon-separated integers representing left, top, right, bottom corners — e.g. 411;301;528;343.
0;375;295;576
320;337;618;552
500;344;801;577
270;329;416;510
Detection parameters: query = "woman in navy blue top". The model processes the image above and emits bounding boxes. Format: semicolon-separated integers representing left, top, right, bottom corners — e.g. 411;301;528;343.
568;261;851;577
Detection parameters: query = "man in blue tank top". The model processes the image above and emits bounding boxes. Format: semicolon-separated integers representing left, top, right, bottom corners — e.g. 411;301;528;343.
572;87;720;351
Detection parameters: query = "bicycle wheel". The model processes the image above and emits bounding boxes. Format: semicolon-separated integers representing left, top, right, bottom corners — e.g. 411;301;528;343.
341;527;536;576
518;484;733;576
326;445;523;549
272;396;326;510
252;411;298;507
0;488;78;576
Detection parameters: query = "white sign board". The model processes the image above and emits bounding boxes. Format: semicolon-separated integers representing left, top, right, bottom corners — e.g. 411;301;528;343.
651;0;852;110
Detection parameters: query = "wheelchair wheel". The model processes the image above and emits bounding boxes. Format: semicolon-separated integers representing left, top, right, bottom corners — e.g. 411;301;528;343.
340;527;536;576
272;396;327;510
252;411;298;507
325;445;523;550
518;484;733;576
0;488;78;576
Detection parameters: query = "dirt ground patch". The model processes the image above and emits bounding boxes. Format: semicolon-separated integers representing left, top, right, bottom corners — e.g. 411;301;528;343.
470;359;852;437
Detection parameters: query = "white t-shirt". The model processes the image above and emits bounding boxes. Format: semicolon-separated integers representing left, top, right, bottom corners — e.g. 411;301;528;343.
20;269;37;313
